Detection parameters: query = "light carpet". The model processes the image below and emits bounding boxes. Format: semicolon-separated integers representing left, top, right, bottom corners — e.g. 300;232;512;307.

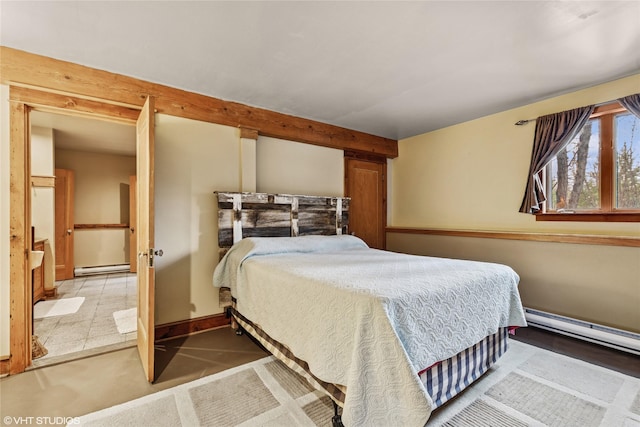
33;297;85;319
74;340;640;427
113;308;137;334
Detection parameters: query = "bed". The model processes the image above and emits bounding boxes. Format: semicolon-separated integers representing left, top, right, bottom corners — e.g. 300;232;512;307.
213;191;527;427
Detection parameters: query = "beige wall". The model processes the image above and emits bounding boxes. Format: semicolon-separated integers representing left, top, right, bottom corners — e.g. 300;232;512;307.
55;149;136;268
154;116;346;325
154;115;240;324
31;126;55;289
392;74;640;236
31;127;55;243
389;74;640;332
257;136;344;197
31;127;54;176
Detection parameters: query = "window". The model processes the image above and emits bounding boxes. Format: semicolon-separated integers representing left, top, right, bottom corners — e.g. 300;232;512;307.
541;102;640;221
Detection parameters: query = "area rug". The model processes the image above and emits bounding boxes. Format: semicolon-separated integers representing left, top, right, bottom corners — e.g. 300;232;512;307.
73;340;640;427
33;297;85;319
112;308;137;334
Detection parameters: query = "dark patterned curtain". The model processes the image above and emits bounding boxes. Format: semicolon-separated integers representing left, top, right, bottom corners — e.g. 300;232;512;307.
618;93;640;119
519;105;595;214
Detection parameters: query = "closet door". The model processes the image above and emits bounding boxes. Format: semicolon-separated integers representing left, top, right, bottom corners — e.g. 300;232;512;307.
345;155;386;249
54;168;74;280
136;97;157;383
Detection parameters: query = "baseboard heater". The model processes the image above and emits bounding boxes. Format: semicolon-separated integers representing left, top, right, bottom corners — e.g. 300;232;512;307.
74;264;130;276
524;308;640;356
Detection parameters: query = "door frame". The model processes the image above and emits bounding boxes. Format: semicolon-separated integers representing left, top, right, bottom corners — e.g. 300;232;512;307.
7;86;141;375
8;99;32;374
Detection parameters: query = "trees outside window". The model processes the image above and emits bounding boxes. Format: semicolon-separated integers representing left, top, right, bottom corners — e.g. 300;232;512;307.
544;102;640;219
616;113;640;209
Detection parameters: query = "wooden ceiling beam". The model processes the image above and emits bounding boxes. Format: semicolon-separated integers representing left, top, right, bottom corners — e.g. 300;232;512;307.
9;86;141;124
1;47;398;157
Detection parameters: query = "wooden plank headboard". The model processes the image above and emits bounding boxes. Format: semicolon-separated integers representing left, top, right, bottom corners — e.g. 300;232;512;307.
216;191;350;251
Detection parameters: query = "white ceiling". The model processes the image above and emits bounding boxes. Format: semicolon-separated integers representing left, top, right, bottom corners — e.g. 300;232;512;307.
3;1;640;145
30;111;136;156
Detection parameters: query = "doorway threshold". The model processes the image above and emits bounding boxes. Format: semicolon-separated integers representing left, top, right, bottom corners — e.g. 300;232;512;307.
28;341;136;371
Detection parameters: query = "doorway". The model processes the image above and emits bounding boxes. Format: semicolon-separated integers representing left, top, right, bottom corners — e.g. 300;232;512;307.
29;111;138;366
8;87;155;380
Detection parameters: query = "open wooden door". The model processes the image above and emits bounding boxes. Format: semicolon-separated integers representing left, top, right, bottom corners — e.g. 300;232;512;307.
54;169;75;280
136;97;156;382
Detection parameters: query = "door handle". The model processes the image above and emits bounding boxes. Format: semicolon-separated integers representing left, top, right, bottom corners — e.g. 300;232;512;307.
138;249;163;267
149;248;163;267
67;229;72;235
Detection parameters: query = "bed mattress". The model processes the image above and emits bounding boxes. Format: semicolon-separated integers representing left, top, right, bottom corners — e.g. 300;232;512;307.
214;235;526;426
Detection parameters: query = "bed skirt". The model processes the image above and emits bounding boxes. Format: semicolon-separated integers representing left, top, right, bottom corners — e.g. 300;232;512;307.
420;326;509;408
230;307;347;405
228;306;509;411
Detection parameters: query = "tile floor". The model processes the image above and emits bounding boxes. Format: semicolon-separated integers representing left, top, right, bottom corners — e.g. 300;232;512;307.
33;272;137;361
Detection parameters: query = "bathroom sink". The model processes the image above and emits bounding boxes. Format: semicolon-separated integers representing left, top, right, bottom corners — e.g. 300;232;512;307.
30;251;44;270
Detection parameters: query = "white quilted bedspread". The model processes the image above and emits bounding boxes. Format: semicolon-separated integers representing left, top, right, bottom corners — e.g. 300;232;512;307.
213;235;527;427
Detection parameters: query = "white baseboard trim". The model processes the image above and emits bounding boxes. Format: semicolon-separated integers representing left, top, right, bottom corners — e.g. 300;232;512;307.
74;264;130;276
524;308;640;355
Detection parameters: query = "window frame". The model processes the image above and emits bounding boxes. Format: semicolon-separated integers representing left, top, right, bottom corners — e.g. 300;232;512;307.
536;102;640;222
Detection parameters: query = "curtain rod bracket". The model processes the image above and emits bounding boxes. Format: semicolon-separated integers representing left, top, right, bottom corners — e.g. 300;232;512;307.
515;119;535;126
